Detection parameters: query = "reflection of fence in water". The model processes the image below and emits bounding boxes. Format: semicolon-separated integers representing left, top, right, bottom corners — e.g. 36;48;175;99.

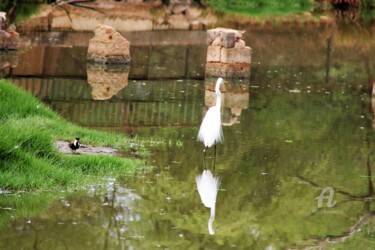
11;78;203;128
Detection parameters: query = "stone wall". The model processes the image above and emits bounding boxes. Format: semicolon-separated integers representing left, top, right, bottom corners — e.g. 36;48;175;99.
17;2;215;32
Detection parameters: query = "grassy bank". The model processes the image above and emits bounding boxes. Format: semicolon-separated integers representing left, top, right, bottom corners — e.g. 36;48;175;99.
0;80;146;191
209;0;313;16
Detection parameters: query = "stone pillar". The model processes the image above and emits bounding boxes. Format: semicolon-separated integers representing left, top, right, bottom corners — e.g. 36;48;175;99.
205;27;251;78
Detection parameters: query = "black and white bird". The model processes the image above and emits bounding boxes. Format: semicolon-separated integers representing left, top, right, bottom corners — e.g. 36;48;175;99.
69;138;80;153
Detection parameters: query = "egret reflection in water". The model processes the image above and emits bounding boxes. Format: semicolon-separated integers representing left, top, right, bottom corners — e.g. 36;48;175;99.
195;168;221;235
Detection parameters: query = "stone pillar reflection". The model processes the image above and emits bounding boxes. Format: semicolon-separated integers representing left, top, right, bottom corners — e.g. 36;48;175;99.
87;64;130;100
203;78;249;126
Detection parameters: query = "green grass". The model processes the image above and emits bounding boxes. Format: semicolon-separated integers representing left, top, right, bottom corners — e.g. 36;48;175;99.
0;80;147;191
208;0;313;17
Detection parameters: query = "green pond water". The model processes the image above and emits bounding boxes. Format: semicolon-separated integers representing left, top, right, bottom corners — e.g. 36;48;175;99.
1;24;375;249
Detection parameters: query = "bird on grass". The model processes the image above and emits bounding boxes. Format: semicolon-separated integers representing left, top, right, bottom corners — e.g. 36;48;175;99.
196;169;221;235
197;77;224;157
69;138;80;153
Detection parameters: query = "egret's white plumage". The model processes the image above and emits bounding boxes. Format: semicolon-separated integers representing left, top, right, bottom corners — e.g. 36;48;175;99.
197;78;224;149
196;170;221;235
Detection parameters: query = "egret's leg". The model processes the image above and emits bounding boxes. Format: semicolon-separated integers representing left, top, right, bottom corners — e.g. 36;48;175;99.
214;143;217;158
204;146;208;157
213;153;216;171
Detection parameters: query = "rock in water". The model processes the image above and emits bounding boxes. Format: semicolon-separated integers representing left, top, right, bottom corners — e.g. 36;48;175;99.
87;24;130;64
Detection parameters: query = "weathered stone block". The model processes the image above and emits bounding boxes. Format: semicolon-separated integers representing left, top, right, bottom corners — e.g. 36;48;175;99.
51;14;72;30
186;7;202;20
189;20;205;30
87;24;130;64
220;30;236;48
104;17;153;32
206;45;221;62
169;14;190;30
207;28;221;45
206;27;251;78
205;62;251;78
170;3;188;15
18;16;50;31
234;39;246;48
0;31;19;50
207;27;244;46
71;15;102;31
12;46;44;75
220;46;251;64
211;36;222;46
44;46;87;76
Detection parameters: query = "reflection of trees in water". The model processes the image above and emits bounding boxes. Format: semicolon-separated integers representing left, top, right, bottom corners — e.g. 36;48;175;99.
291;93;375;249
296;156;374;249
222;84;375;248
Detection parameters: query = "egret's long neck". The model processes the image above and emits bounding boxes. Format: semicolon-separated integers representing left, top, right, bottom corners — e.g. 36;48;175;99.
215;79;222;109
208;205;216;235
216;92;221;109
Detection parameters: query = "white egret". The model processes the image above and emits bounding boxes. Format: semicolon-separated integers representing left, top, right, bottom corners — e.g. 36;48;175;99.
197;77;224;156
196;170;221;235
